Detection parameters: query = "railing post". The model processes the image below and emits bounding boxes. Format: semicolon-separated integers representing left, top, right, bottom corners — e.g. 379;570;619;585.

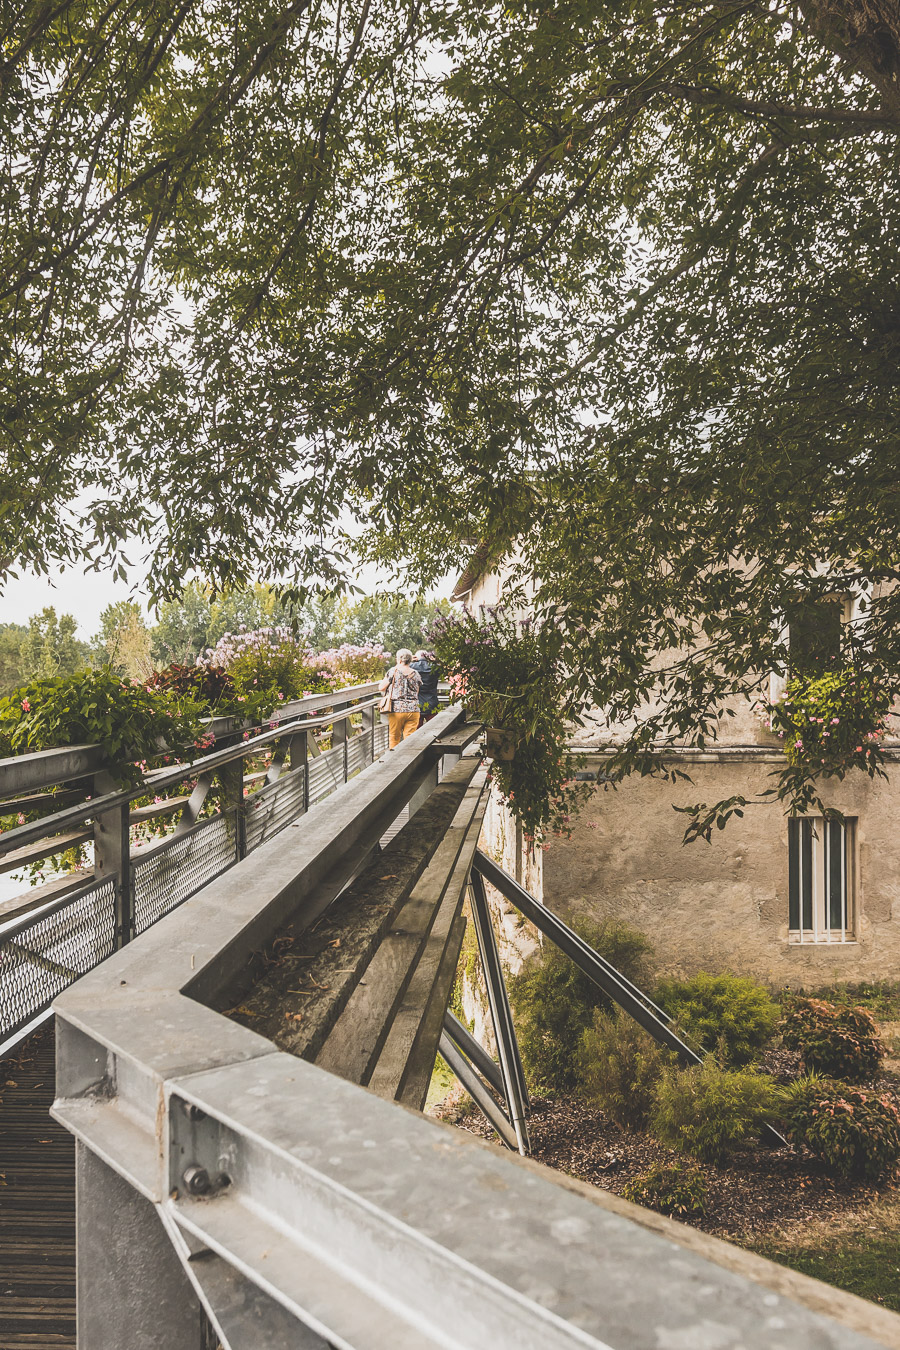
331;701;349;781
361;702;376;765
92;769;133;949
76;1143;207;1349
289;728;313;810
217;760;246;861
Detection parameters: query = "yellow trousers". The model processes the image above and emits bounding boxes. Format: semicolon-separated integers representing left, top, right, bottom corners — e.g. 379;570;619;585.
388;710;420;748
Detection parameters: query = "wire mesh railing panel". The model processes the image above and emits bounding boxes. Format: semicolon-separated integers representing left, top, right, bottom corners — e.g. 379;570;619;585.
0;877;117;1041
374;723;389;757
245;769;308;853
308;746;346;805
133;812;238;936
346;733;369;777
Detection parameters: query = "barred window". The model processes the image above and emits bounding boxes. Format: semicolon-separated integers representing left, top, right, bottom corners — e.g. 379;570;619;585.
788;817;854;944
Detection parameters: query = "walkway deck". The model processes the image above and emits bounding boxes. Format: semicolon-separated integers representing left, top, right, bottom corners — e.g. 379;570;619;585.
0;1023;75;1348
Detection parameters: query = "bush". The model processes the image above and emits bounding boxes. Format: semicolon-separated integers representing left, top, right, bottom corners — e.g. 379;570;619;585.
202;627;335;701
623;1163;708;1218
578;1007;669;1130
656;973;779;1066
315;643;390;683
765;668;889;778
651;1059;785;1164
780;998;884;1082
508;919;653;1092
785;1075;900;1181
146;663;243;713
0;670;203;786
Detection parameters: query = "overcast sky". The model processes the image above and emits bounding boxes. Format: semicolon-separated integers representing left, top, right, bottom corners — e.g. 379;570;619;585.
0;562;150;637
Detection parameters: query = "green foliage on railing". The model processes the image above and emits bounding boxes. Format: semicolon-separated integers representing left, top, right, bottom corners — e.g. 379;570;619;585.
0;670;205;786
430;607;592;842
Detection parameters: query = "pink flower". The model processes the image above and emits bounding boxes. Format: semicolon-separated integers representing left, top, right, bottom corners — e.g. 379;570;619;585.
855;745;863;753
20;699;30;711
794;740;803;749
831;717;839;724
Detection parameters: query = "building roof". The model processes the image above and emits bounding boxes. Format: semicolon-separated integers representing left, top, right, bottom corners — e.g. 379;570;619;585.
450;539;497;602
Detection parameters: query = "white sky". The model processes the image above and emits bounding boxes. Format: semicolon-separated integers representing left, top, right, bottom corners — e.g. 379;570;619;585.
0;562;149;638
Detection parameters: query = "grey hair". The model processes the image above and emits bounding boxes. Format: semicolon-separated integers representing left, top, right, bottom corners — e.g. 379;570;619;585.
396;648;414;664
413;649;427;661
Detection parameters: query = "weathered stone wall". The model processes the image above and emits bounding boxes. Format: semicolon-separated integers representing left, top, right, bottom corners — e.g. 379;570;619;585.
542;751;900;987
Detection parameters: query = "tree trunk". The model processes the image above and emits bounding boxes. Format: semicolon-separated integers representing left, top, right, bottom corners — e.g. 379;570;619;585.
800;0;900;117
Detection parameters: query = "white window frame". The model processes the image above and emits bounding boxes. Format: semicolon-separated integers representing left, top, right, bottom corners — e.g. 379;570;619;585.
788;815;855;945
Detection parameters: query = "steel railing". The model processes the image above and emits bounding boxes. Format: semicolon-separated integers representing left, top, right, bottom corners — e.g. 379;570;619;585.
0;682;389;1054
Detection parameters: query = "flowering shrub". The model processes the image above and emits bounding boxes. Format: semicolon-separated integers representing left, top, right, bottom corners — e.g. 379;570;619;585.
314;642;390;683
656;973;779;1067
651;1060;785;1163
430;607;592;841
200;627;336;701
0;670;203;786
762;669;892;778
780;998;884;1082
785;1075;900;1180
623;1163;708;1218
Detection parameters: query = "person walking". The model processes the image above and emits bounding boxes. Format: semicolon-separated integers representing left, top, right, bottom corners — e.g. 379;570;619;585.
411;649;440;724
379;649;422;748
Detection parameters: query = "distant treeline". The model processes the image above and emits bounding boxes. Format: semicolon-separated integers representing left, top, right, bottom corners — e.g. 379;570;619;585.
0;585;451;696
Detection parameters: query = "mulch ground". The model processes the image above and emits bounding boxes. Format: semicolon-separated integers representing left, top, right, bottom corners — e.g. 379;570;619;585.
433;1045;900;1240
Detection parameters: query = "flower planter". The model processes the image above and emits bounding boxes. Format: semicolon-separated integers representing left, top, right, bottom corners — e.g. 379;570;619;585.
484;727;518;761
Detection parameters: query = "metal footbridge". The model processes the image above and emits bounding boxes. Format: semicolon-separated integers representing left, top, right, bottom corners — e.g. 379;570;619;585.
0;690;897;1348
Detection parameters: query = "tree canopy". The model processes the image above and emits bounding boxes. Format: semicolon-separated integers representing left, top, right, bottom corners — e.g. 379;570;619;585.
3;1;900;812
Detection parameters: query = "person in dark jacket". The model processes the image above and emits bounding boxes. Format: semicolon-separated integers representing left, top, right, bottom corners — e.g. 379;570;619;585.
411;649;440;724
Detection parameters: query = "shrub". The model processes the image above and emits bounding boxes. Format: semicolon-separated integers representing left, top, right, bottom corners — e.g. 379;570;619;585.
0;670;203;786
508;919;653;1092
651;1060;785;1164
579;1007;669;1130
785;1075;900;1181
623;1163;708;1218
146;663;241;712
201;627;335;701
780;998;884;1082
315;643;390;683
656;973;779;1066
764;668;890;778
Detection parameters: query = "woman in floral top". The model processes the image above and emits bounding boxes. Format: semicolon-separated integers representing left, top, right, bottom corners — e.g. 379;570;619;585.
379;649;422;747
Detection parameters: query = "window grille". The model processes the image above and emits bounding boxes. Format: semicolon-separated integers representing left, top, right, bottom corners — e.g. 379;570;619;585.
788;816;854;943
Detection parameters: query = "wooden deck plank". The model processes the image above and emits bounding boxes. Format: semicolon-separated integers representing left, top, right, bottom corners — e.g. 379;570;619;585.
0;1023;76;1349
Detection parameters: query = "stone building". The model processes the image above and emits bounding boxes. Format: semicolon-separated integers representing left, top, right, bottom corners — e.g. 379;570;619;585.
452;556;900;988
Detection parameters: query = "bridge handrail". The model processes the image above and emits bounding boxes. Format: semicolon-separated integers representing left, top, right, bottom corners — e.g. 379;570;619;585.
0;684;381;859
0;682;404;1054
49;703;898;1350
0;681;383;799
